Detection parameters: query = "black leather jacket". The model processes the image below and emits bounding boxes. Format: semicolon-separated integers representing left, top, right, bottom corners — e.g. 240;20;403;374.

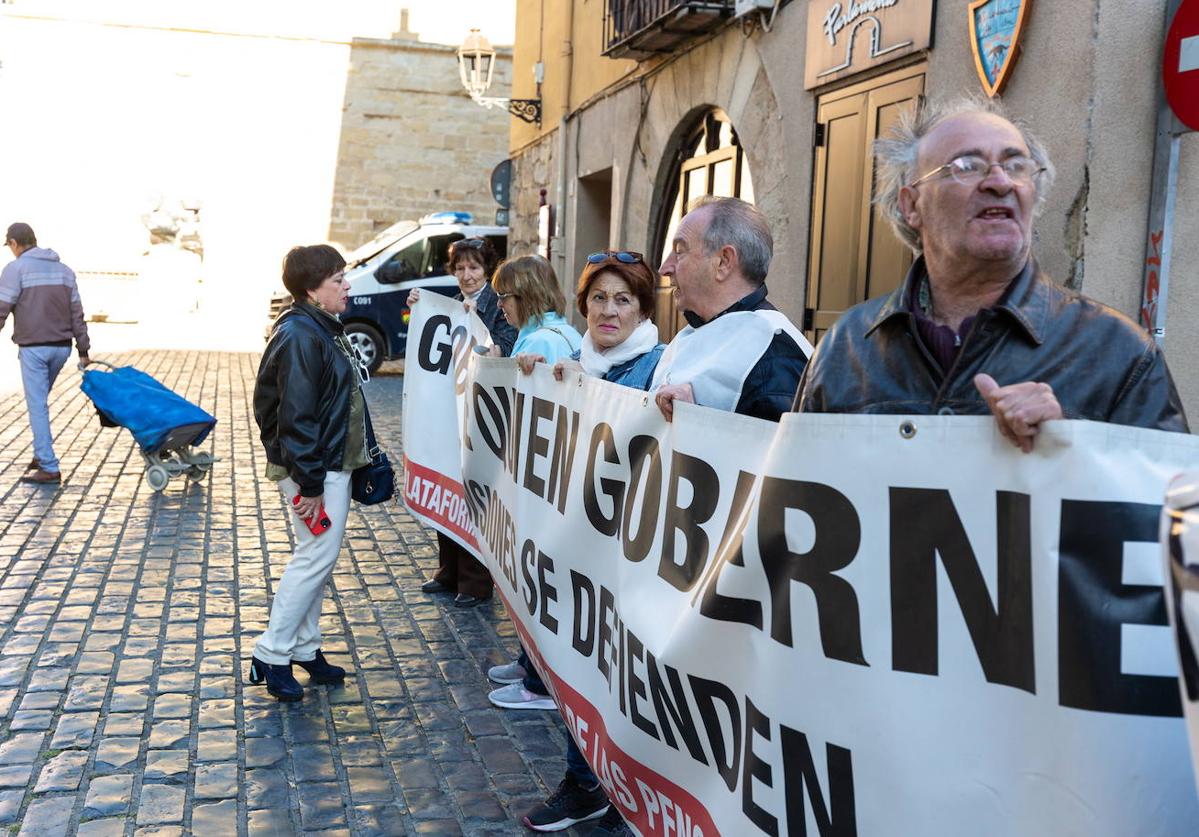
254;303;357;496
794;258;1189;432
465;283;517;357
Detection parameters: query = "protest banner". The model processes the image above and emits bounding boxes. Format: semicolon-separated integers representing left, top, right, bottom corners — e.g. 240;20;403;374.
400;292;492;551
452;357;1199;836
1162;473;1199;800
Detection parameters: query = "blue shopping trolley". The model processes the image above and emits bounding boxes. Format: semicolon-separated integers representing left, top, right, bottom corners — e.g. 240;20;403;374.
80;361;218;491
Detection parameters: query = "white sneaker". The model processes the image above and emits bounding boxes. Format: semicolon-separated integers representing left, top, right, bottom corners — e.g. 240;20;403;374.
487;660;528;685
488;682;556;710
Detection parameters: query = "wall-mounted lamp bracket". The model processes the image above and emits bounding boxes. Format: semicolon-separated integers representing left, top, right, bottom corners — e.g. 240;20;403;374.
471;94;542;126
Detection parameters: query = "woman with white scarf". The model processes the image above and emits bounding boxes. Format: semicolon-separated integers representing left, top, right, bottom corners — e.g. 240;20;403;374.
495;250;662;836
510;250;663;388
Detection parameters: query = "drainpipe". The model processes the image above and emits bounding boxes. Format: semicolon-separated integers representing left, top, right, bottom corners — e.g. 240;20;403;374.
553;0;575;279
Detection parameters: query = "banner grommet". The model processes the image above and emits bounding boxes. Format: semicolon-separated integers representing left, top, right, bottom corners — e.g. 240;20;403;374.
899;420;918;439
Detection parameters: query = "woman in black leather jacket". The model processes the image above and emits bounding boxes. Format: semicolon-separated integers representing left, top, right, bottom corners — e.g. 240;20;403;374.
249;244;370;701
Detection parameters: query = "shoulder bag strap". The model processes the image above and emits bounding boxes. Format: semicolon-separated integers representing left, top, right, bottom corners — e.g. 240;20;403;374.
542;326;573;348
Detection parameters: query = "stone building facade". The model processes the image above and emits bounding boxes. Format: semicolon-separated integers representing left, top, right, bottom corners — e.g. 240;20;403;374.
506;0;1199;421
328;20;512;248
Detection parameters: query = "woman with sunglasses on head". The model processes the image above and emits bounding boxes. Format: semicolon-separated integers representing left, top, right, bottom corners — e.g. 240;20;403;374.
407;237;517;607
250;245;370;702
495;250;662;837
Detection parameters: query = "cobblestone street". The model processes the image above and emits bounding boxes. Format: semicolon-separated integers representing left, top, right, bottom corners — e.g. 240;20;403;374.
0;351;580;836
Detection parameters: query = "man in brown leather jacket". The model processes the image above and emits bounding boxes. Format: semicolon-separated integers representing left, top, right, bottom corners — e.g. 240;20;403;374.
793;100;1188;445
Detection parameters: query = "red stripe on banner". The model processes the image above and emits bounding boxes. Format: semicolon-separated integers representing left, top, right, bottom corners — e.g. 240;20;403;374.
401;455;478;549
497;588;720;837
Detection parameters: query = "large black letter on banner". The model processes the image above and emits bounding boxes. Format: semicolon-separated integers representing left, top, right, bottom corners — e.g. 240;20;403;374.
523;397;555;500
699;471;764;630
584;423;624;536
781;725;857;837
757;479;866;664
416;315;452;374
645;651;709;765
571;571;596;657
621;435;661;563
659;451;719;591
1059;500;1181;716
688;675;742;792
472;384;509;462
889;489;1034;693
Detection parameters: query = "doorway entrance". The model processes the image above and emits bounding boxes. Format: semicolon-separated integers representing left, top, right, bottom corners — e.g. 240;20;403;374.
805;63;926;344
654;109;755;341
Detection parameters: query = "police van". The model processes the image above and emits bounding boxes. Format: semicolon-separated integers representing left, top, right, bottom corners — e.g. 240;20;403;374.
267;212;507;373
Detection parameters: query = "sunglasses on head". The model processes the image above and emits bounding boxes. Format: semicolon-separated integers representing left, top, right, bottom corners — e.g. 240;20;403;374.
452;238;486;252
587;250;643;264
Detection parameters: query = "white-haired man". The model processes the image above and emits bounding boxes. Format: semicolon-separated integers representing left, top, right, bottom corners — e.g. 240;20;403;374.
654;196;811;423
793;100;1187;441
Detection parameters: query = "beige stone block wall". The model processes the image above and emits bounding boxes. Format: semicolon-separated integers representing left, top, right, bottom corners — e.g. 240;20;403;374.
328;38;513;248
509;137;557;256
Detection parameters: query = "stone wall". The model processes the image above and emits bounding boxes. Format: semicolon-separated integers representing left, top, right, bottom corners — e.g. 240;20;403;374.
328;35;512;248
508;136;557;257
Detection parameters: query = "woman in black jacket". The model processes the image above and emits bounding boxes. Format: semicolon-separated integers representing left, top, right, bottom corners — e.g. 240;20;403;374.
406;237;515;606
250;244;370;701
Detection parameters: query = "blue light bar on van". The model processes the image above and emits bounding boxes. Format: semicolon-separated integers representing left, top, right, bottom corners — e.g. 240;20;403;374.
420;211;473;225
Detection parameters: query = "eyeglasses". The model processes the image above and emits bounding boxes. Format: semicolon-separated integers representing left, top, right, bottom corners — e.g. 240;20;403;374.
496;292;519;302
910;155;1045;188
587;251;644;264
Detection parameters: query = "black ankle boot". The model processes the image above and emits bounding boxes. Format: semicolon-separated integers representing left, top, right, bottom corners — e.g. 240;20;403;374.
292;650;345;684
248;656;304;702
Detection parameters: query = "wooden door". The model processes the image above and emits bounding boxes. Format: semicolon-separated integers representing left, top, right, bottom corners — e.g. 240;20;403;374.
805;65;925;344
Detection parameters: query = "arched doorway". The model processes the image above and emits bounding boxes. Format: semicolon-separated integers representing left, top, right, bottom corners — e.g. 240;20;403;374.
652;109;755;340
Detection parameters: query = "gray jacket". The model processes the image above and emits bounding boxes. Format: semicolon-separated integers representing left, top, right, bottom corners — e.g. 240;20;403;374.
0;248;90;352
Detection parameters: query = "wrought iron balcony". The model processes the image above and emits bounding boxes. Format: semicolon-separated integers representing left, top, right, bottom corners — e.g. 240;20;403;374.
602;0;734;60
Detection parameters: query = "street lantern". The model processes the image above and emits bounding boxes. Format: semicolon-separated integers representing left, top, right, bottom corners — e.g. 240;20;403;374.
456;28;541;126
458;29;496;99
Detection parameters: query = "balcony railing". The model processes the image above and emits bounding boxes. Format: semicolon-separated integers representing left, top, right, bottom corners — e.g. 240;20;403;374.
602;0;734;60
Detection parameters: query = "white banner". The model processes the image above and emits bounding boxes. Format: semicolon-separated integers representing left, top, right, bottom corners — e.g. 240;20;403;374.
448;358;1199;837
1162;473;1199;801
400;292;492;551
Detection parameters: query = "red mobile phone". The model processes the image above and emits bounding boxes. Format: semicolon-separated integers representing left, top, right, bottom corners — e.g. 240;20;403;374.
293;495;332;536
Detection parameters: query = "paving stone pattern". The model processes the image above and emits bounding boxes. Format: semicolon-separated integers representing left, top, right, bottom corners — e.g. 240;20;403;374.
0;351;595;836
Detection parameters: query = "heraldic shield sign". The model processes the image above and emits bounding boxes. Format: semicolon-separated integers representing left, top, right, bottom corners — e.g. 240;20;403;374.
969;0;1032;97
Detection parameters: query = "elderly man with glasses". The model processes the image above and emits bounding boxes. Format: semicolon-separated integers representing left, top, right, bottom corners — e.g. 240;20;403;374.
793;99;1188;442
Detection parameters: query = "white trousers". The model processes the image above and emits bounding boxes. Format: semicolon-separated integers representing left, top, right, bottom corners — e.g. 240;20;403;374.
253;471;352;665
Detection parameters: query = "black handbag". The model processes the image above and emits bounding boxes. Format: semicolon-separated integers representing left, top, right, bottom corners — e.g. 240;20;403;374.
352;404;395;505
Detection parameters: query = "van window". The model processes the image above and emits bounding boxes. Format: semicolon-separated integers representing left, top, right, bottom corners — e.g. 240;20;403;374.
377;239;424;284
426;234;464;276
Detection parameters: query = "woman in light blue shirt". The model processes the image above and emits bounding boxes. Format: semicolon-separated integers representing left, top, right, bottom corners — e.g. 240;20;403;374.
484;255;582;716
489;255;582;366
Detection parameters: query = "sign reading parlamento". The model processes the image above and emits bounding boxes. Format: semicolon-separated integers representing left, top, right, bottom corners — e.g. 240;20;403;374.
804;0;935;89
